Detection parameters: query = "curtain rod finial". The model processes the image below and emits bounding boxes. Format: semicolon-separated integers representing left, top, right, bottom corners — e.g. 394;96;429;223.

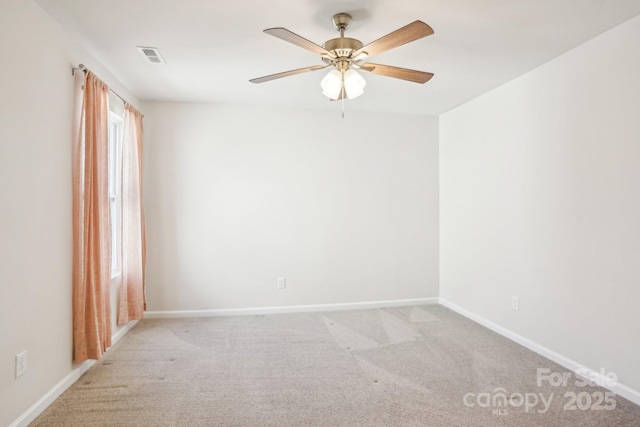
72;64;88;76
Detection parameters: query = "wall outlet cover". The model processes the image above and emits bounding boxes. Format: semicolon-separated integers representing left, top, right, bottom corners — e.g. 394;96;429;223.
16;350;27;378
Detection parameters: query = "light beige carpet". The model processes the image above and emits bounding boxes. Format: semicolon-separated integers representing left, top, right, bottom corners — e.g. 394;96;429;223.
31;305;640;426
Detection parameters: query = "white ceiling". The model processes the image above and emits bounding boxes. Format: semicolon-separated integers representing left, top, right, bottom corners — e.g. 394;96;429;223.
36;0;640;116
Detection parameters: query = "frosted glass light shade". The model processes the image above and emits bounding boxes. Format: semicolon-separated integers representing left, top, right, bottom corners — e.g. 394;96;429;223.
321;70;342;100
344;69;366;99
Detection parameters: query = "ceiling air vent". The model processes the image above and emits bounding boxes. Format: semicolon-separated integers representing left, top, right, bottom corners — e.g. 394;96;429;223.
136;46;166;64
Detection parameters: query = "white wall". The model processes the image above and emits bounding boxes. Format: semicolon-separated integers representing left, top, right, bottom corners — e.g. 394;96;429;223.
0;1;140;425
440;15;640;393
143;102;439;312
6;0;637;423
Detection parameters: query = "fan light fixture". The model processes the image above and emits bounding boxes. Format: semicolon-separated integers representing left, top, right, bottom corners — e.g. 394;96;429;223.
320;68;366;100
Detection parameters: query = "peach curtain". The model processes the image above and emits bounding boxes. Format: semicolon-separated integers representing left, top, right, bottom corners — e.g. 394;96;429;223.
117;103;146;325
72;72;112;362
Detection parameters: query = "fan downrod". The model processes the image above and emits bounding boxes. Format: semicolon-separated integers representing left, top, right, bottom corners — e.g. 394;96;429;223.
323;13;363;62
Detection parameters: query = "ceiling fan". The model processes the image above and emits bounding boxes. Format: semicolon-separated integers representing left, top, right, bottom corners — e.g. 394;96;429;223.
250;13;435;101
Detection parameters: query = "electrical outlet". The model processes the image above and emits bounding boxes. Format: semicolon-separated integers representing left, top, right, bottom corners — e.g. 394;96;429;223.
15;351;27;378
511;296;520;311
277;277;286;289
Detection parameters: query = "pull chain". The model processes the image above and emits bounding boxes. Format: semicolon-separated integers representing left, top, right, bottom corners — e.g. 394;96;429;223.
341;72;345;118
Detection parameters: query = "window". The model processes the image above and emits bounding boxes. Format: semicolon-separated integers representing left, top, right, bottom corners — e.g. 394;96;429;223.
108;112;123;278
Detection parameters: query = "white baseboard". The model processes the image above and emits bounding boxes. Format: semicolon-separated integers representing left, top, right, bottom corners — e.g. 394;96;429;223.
9;319;139;427
438;298;640;406
144;297;439;319
112;318;139;344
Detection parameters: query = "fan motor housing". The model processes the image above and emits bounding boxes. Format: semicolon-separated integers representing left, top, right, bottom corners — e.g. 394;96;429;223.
323;37;363;58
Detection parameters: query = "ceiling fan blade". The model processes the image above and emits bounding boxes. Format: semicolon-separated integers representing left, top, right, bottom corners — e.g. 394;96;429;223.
264;28;334;57
250;65;325;84
360;63;434;84
353;21;434;59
